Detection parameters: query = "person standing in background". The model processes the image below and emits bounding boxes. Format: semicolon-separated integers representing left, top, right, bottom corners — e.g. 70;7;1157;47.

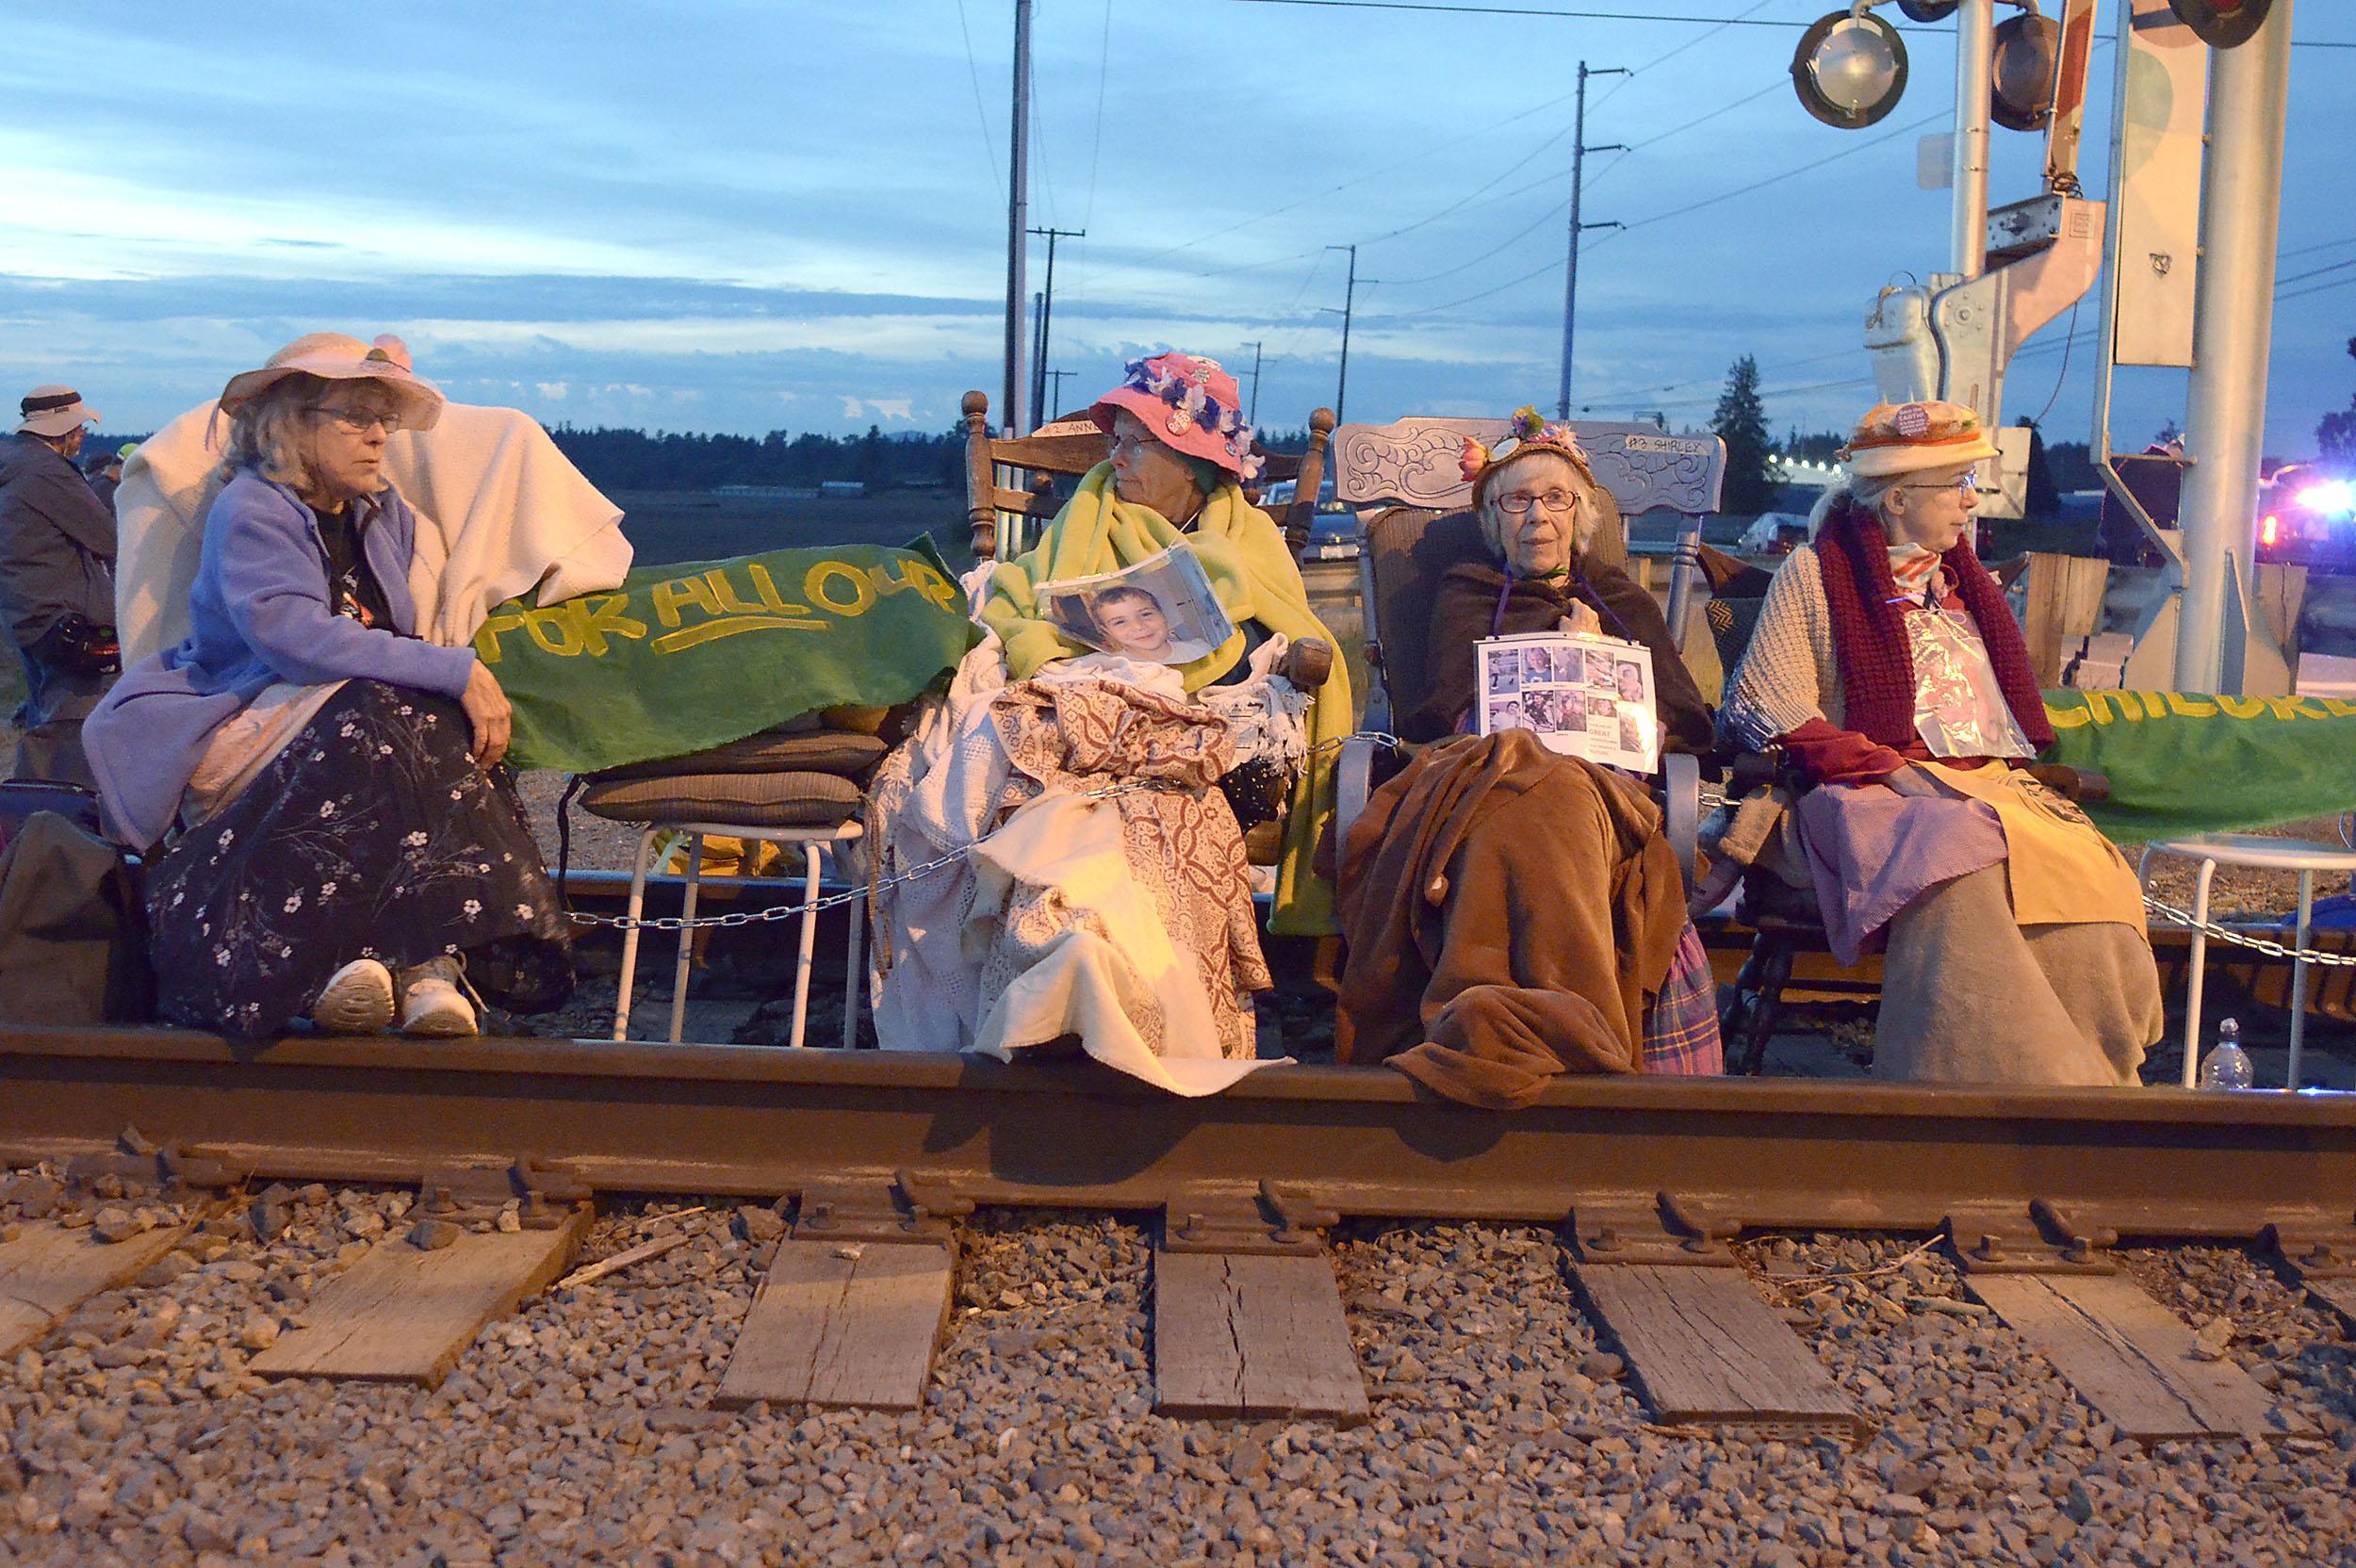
0;386;120;786
84;442;135;514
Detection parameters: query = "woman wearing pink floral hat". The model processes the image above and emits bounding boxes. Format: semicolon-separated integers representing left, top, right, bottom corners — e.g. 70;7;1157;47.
1717;400;2160;1084
981;351;1352;938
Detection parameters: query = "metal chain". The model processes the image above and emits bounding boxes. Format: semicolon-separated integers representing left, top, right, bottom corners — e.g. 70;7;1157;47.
567;743;2356;963
564;730;1408;933
2142;896;2356;969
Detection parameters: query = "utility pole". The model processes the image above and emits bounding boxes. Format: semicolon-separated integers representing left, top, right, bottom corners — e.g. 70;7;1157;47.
1322;245;1361;426
1002;0;1033;436
1558;60;1628;420
1026;292;1045;428
1044;368;1076;417
1244;341;1264;424
1950;0;1994;278
2175;0;2295;693
1026;225;1086;427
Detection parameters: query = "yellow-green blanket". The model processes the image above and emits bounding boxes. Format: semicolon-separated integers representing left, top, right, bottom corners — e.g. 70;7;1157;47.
980;464;1352;935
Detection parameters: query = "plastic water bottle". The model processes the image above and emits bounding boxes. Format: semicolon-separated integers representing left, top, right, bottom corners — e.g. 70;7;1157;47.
2200;1018;2254;1090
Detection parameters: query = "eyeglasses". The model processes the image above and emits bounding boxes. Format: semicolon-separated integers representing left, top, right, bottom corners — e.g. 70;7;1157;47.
1495;488;1580;516
315;407;404;434
1901;472;1979;497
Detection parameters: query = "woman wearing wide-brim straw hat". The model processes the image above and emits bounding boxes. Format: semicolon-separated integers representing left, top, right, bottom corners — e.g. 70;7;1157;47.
83;333;570;1043
1716;399;2161;1086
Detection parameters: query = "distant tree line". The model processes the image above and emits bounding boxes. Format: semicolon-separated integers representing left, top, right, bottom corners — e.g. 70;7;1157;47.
546;424;967;492
541;419;1321;495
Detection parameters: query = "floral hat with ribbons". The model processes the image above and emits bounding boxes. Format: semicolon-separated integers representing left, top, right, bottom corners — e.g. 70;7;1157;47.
1460;405;1598;509
1837;399;1997;478
1088;351;1263;480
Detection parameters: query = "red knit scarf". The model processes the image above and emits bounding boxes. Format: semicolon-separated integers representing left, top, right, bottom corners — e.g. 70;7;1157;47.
1814;500;2054;752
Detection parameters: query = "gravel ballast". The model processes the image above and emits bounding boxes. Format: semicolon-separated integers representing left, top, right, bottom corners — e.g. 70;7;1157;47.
5;1177;2356;1567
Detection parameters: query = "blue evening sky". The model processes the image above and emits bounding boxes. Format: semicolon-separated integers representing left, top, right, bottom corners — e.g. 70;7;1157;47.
2;2;2351;458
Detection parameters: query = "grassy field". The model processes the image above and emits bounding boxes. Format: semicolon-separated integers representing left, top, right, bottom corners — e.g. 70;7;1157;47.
611;486;978;572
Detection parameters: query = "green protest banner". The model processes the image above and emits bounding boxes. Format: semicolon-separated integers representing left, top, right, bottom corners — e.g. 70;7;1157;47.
2040;689;2356;841
476;540;977;775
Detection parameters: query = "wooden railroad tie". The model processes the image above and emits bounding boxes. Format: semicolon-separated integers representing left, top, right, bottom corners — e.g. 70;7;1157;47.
1952;1203;2312;1445
252;1193;588;1389
1567;1197;1871;1444
714;1176;962;1413
0;1218;195;1360
1151;1183;1369;1425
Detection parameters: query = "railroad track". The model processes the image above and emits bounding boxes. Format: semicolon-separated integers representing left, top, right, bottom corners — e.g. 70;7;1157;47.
7;1026;2356;1445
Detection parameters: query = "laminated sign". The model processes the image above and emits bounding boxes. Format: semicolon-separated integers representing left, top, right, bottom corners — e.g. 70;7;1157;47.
475;539;977;775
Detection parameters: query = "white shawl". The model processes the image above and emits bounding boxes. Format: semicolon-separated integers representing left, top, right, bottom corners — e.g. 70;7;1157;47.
115;400;632;665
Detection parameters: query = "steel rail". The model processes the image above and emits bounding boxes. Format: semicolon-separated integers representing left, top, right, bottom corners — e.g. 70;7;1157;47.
6;1027;2356;1243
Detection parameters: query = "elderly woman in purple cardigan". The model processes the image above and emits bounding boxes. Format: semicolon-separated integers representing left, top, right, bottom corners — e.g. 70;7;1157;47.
84;335;568;1041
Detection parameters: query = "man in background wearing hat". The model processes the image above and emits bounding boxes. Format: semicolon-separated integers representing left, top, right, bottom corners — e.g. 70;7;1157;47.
0;385;121;787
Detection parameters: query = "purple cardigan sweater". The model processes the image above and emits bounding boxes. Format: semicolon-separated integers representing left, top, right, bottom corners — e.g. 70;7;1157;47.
83;470;476;847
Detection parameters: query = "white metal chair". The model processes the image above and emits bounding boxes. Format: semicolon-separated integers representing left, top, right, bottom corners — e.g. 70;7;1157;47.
2138;833;2356;1088
612;821;865;1049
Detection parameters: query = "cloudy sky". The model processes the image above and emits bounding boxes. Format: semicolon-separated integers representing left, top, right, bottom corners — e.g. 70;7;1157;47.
3;2;2351;458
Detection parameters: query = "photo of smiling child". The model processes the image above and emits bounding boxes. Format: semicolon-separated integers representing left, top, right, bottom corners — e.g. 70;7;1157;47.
1040;542;1235;666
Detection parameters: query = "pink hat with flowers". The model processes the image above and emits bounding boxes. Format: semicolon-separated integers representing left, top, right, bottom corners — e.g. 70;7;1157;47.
1461;405;1598;510
1088;351;1262;480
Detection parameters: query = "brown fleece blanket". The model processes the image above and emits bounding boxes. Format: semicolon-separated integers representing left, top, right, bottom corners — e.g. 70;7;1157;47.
1333;731;1687;1108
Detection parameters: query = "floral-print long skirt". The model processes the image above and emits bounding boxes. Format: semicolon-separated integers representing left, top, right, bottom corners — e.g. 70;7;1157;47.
148;679;571;1039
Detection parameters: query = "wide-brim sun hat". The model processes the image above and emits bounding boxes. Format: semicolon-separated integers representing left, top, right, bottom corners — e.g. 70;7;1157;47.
218;333;445;433
18;385;101;438
1088;351;1262;480
1838;399;1997;478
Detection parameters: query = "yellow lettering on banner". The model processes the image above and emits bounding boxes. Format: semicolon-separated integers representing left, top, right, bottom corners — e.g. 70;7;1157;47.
2268;695;2331;720
2075;691;2142;725
744;562;810;615
473;612;526;665
2163;693;2219;718
806;561;875;617
651;577;723;629
2045;700;2092;730
875;558;958;611
581;595;649;653
2326;698;2356;718
522;603;590;657
707;567;766;615
2217;695;2269;719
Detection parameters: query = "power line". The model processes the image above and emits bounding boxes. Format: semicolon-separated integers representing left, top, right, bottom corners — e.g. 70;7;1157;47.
953;0;1004;204
1227;0;1812;24
1613;108;1946;236
1373;106;1939;323
2273;255;2356;290
1081;0;1112;231
2281;234;2356;260
1225;0;2352;46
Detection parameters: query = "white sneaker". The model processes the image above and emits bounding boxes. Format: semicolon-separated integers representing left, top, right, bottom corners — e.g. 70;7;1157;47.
398;955;479;1037
313;958;396;1034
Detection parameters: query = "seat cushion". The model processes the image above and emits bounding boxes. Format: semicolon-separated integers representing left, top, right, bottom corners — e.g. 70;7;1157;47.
591;727;887;783
579;771;862;828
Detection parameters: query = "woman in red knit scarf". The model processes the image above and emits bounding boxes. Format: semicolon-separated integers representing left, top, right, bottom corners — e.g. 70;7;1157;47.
1717;400;2160;1086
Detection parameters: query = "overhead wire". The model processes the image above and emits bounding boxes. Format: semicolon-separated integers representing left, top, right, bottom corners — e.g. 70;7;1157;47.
1081;0;1112;231
954;0;1005;204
